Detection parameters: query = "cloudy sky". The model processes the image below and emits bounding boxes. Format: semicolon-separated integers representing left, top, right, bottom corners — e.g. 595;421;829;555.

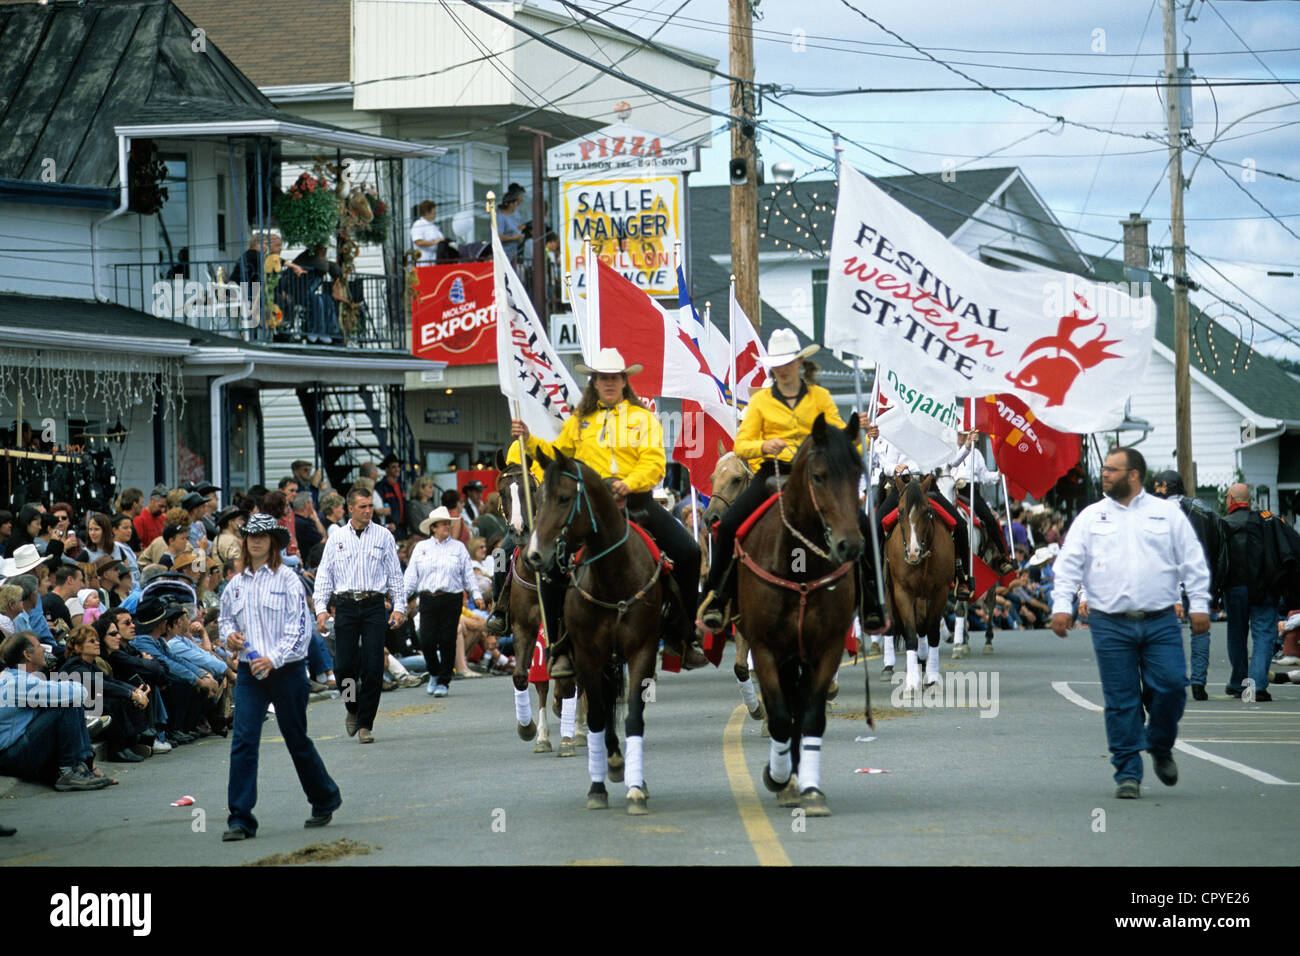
528;0;1300;361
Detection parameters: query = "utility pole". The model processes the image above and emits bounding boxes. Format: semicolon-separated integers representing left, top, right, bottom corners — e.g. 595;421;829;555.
1163;0;1194;494
729;0;760;332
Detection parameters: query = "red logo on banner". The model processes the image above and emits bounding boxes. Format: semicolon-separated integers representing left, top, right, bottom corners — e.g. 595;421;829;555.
411;262;497;364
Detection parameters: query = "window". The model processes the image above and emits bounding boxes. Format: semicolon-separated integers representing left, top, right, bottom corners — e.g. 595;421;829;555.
157;154;190;269
811;266;828;344
216;172;228;254
405;142;508;249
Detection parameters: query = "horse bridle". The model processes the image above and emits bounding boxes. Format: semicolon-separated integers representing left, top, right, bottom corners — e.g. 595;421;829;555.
899;488;935;567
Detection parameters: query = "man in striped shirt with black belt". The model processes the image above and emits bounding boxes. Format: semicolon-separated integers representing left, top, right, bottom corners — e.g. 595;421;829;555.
313;488;406;744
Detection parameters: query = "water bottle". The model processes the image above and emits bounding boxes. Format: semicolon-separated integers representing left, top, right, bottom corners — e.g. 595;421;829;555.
246;648;268;680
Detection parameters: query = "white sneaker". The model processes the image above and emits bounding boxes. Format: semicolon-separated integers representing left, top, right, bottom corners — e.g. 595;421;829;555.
1274;655;1300;666
151;739;173;754
426;674;438;695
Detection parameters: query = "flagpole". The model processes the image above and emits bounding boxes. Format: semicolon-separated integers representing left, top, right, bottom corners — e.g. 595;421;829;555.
492;190;545;645
727;277;739;431
1000;474;1015;557
584;238;599;354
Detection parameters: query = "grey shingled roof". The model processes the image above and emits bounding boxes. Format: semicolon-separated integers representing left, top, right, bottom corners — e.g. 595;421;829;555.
985;247;1300;422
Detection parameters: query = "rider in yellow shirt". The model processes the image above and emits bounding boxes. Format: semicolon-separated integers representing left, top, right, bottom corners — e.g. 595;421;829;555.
508;348;707;677
699;329;886;632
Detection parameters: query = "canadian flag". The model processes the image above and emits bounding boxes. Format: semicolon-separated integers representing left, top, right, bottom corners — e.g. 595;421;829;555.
729;283;767;407
596;260;733;491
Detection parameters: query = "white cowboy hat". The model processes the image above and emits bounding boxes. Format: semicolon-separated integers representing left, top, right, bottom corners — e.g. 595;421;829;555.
759;328;819;368
575;347;643;377
1027;543;1060;567
0;543;53;578
419;506;458;536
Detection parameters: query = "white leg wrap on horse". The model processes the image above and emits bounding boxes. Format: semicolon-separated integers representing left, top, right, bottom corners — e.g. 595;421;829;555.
625;735;645;789
560;694;577;738
799;736;823;792
514;688;532;726
925;644;941;681
737;676;760;713
905;650;921;689
954;616;966;644
768;739;793;784
882;637;896;666
587;726;608;783
917;640;929;661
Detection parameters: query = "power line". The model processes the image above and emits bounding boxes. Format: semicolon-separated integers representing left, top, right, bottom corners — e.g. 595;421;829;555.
1205;0;1300;103
778;78;1300;93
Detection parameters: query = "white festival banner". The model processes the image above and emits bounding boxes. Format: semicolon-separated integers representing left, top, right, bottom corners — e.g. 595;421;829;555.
492;231;580;441
874;366;961;473
825;163;1155;434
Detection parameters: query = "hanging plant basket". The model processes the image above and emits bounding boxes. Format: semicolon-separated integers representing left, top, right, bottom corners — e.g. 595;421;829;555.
272;172;339;248
354;190;392;246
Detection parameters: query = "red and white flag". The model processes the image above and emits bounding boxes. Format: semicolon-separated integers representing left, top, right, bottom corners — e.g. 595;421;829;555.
729;284;768;408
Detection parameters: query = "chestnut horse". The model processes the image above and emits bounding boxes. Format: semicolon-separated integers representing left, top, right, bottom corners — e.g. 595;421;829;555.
736;413;865;816
884;475;956;695
525;450;668;815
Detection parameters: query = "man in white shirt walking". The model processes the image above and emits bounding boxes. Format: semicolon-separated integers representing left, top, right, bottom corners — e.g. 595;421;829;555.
313;489;406;744
410;200;445;264
1051;447;1211;799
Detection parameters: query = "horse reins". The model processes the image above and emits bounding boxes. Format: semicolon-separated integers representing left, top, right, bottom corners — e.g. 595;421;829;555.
734;537;852;663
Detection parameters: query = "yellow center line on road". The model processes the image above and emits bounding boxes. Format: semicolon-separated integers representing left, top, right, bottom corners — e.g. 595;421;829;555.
723;704;791;867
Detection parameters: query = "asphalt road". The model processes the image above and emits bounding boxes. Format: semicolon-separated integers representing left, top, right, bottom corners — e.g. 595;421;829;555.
1;621;1294;867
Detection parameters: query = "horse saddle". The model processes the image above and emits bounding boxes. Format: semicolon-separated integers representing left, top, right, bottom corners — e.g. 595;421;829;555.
955;499;989;530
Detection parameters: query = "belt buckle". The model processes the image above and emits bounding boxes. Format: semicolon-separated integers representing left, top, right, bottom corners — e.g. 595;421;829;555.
1123;610;1143;621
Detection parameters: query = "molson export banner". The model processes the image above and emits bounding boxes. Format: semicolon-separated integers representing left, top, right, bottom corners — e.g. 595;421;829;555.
411;261;497;364
562;175;683;300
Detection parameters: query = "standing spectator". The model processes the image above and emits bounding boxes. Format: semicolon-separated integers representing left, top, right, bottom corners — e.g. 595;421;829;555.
109;513;141;587
1050;447;1210;799
116;488;145;551
134;486;168;549
405;508;483;697
441;489;472;546
1222;483;1287;702
374;454;406;534
181;492;210;553
405;476;437;538
312;488;407;744
461;480;485;524
496;187;526;266
319;493;346;529
410;200;444;264
0;632;109;791
292;460;330;508
1151;470;1229;700
219;512;341;841
292;493;326;559
213;507;246;569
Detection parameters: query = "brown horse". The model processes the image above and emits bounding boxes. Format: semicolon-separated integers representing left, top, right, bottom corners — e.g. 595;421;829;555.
525;450;667;815
495;457;580;756
737;413;865;816
884;475;956;695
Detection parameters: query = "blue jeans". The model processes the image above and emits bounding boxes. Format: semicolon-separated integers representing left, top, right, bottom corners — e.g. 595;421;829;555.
226;660;340;835
0;707;94;784
307;634;334;677
1089;609;1187;783
1224;585;1278;693
1188;623;1210;687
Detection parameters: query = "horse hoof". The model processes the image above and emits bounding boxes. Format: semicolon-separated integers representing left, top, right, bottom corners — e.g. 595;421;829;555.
982;643;995;655
748;702;765;721
827;679;839;702
881;665;894;679
586;787;608;810
762;764;788;793
777;776;802;808
607;753;625;783
626;787;649;815
801;788;831;816
574;731;587;748
951;645;965;660
534;737;553;754
517;720;537;742
556;738;575;757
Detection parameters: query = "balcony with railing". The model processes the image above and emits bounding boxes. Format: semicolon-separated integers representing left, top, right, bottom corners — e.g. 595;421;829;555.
109;258;410;351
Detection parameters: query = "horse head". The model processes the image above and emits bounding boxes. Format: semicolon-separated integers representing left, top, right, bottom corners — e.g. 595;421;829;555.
704;451;750;527
898;473;935;566
525;449;617;573
788;412;864;565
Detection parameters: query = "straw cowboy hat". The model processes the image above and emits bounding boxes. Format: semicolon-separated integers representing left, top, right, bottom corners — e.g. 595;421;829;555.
0;543;54;578
759;328;819;368
1027;543;1060;568
575;347;643;377
419;506;458;536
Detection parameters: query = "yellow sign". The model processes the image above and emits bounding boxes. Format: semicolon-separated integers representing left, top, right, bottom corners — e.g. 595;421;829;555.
561;175;683;301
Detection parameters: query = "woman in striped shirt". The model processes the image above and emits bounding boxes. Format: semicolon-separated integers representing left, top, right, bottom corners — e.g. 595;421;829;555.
404;507;484;698
218;513;340;842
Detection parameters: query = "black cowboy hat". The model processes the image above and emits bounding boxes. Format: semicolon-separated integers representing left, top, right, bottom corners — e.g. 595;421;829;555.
462;480;485;492
240;512;290;549
180;492;207;511
215;506;244;529
195;481;221;495
133;598;168;630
